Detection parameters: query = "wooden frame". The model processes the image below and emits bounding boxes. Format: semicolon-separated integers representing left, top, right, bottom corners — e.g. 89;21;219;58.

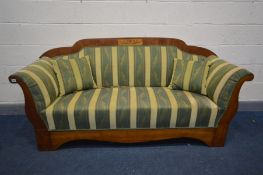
9;37;254;151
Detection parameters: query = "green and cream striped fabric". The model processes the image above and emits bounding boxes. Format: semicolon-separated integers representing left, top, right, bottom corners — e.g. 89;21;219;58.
40;87;220;130
206;56;253;112
51;56;97;96
13;58;59;112
169;58;211;95
11;45;253;130
54;46;207;88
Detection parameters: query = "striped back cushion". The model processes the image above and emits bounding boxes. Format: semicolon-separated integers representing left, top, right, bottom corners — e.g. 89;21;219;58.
52;56;97;96
169;59;211;95
54;45;207;88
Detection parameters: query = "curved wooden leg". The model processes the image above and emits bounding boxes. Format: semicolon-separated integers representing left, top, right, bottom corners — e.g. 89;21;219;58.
35;130;69;151
209;125;229;147
35;129;57;151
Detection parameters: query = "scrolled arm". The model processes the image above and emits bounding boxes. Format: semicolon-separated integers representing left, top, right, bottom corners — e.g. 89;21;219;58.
206;57;254;122
9;58;59;113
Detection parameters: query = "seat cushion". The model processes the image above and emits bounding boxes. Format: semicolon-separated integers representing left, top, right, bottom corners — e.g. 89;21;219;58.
40;87;221;131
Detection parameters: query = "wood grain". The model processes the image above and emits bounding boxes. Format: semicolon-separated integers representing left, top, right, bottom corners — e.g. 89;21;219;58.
40;37;216;58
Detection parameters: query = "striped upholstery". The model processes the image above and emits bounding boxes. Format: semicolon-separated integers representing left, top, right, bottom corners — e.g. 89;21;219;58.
54;46;207;88
169;58;210;95
40;87;220;130
52;56;97;96
13;58;59;112
12;45;253;130
206;56;252;111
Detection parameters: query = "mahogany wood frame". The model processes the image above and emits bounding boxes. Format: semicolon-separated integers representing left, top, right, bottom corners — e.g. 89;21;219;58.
9;37;254;151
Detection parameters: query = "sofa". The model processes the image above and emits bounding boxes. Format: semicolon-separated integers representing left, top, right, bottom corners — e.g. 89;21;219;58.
9;37;254;151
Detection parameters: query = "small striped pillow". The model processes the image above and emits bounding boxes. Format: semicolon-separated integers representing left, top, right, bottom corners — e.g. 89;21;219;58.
169;58;211;95
52;56;97;96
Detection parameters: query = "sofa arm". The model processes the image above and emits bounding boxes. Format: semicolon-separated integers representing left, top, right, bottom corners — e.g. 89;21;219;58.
206;56;254;111
9;58;59;113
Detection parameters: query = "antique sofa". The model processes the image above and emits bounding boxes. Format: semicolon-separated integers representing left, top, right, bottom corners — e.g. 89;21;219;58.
9;37;254;151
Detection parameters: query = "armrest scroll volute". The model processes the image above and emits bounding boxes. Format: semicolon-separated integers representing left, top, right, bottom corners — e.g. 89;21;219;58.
9;74;19;84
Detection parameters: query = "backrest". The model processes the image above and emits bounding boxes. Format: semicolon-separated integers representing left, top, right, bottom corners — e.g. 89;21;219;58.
43;38;215;88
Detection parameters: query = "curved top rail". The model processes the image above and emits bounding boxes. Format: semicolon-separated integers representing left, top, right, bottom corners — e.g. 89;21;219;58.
40;37;217;58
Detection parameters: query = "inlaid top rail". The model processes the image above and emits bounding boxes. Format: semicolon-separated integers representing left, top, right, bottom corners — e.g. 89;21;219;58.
118;39;143;45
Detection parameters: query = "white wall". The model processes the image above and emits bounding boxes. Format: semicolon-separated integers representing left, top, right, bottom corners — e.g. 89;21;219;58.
1;0;263;104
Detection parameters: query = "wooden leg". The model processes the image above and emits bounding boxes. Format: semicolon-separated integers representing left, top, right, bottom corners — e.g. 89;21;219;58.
209;125;229;147
34;129;56;151
34;130;69;151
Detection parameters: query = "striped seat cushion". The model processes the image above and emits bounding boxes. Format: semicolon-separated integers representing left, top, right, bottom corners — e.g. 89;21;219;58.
51;56;97;96
54;46;208;88
169;58;211;95
40;87;221;131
